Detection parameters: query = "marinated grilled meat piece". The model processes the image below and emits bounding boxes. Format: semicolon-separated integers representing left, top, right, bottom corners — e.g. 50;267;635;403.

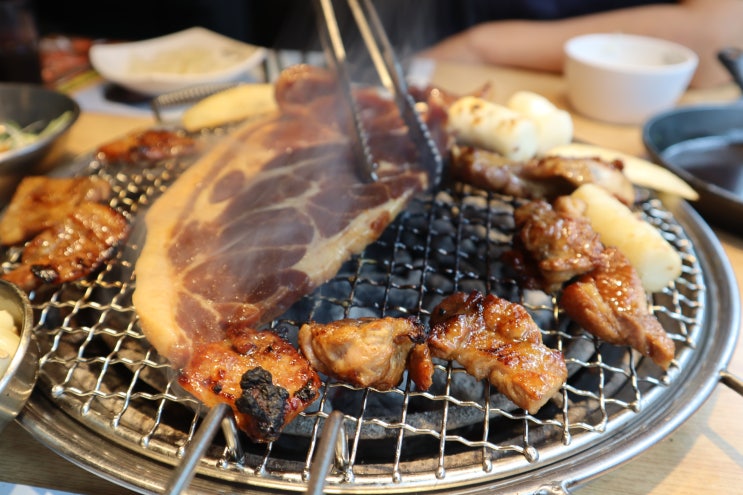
429;291;567;414
451;146;635;204
407;343;435;392
512;200;604;293
520;155;635;205
560;247;676;369
2;202;130;291
179;327;321;443
133;65;429;441
451;145;533;197
96;129;197;164
298;316;433;391
0;176;111;245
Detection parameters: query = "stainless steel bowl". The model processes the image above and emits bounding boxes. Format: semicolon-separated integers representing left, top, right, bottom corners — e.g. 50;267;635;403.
0;279;38;433
0;83;80;174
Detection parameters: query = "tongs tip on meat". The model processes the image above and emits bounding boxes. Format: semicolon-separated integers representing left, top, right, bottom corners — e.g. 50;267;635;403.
313;0;443;188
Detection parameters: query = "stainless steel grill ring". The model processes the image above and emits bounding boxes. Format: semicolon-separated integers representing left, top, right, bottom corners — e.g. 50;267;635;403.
6;139;740;495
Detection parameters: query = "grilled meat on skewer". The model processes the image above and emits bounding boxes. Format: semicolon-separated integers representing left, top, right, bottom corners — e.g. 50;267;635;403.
179;327;321;443
0;176;111;246
299;316;433;391
511;199;605;293
429;291;567;414
2;202;130;291
451;145;635;204
560;247;676;369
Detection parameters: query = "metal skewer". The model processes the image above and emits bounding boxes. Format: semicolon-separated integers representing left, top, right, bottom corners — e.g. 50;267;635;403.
163;403;235;495
306;410;347;495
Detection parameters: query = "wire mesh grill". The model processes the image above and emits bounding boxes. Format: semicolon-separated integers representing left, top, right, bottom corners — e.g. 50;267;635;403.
2;143;706;493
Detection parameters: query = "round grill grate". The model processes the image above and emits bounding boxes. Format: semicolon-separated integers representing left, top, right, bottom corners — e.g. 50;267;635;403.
5;143;737;495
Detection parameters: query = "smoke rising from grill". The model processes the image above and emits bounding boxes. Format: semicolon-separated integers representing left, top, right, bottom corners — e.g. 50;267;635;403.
251;1;446;83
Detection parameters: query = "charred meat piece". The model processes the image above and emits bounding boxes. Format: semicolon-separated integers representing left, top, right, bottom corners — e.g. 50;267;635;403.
451;146;635;204
298;316;433;391
179;327;321;443
429;291;567;414
560;247;675;369
0;176;111;245
96;129;197;164
512;199;604;293
2;202;130;291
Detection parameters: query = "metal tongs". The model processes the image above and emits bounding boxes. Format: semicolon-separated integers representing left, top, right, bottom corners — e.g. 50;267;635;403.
312;0;443;188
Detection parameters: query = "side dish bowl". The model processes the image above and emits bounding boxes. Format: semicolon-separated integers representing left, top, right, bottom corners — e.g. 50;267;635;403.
89;27;267;96
564;33;698;124
0;83;79;174
0;279;38;433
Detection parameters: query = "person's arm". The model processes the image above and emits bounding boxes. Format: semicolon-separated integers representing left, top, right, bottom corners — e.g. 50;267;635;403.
421;0;743;88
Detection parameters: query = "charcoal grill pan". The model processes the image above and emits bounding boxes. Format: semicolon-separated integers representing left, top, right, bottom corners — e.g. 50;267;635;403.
11;180;741;494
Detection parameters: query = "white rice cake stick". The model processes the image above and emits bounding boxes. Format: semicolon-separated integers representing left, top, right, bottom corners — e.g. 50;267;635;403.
447;96;538;161
507;91;573;155
570;183;683;292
